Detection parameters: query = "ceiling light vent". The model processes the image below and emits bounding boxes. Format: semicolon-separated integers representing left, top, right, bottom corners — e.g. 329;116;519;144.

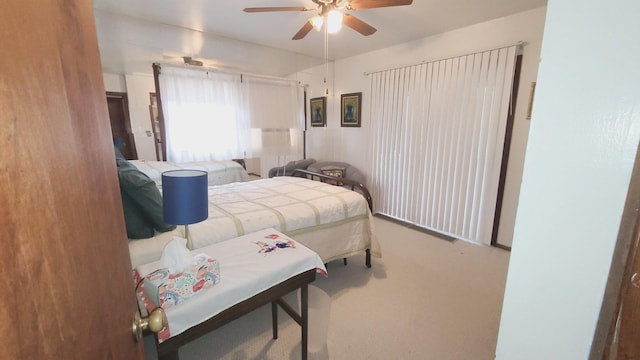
183;57;203;66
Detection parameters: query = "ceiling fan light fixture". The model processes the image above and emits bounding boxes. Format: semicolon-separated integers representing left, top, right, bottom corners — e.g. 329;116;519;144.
327;9;343;33
310;15;324;31
247;0;413;40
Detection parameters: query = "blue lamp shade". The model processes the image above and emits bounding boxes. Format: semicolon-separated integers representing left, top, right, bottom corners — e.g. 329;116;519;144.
162;170;208;225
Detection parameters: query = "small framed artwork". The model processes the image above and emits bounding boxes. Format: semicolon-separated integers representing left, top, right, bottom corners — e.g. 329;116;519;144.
341;92;361;127
310;97;326;127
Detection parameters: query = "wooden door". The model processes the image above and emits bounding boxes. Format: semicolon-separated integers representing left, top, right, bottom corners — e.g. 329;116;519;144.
594;139;640;359
107;92;138;160
603;210;640;359
0;1;145;359
613;222;640;358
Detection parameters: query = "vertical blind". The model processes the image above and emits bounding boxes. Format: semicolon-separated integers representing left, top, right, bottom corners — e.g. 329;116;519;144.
369;45;518;245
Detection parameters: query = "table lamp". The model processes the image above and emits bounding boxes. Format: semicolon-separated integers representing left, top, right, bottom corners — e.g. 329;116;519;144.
162;169;208;250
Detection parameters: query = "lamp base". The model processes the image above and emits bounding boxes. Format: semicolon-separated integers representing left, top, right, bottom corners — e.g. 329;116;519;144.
184;224;194;250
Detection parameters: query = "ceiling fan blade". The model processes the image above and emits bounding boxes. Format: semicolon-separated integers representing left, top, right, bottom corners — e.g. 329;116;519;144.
343;14;377;36
347;0;413;10
243;7;312;13
292;21;314;40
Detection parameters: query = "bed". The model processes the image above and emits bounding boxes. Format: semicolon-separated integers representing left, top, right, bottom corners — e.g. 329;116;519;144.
128;170;379;269
129;159;249;187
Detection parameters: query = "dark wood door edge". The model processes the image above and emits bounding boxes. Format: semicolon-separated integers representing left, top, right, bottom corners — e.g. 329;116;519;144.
590;139;640;359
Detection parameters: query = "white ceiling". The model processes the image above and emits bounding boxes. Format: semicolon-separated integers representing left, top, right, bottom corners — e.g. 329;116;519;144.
93;0;547;77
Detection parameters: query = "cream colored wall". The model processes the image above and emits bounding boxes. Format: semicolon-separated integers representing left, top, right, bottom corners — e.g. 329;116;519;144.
300;7;547;247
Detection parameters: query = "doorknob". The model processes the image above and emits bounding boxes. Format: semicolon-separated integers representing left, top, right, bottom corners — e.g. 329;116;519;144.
132;307;166;342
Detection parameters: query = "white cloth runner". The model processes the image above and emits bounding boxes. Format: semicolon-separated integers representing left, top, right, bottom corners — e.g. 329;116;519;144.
136;228;327;341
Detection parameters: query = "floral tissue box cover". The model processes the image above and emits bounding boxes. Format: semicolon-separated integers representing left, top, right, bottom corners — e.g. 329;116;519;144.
143;253;220;309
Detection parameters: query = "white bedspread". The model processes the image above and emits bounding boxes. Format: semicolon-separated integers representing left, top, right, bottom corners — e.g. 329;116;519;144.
129;159;248;187
190;177;370;247
128;177;379;268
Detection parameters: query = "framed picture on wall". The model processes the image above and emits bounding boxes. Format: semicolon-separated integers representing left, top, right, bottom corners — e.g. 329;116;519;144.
341;92;361;127
310;97;326;127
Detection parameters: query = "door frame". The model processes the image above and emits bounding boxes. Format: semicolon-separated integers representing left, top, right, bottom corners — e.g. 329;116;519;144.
107;91;138;159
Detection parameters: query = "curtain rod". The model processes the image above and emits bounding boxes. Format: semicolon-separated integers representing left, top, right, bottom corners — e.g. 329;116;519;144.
154;62;301;84
363;41;525;76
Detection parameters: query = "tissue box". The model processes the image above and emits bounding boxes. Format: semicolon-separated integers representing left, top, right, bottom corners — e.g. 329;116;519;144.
143;253;220;309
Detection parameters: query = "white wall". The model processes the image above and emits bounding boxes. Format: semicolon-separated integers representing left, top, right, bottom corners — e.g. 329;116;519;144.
300;7;547;247
103;73;126;92
496;0;640;358
124;74;156;160
293;62;338;163
103;72;158;160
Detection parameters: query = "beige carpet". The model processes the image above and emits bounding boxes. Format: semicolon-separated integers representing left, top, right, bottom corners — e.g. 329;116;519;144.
145;216;510;360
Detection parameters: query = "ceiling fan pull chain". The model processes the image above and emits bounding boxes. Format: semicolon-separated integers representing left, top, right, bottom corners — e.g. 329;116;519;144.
324;24;329;95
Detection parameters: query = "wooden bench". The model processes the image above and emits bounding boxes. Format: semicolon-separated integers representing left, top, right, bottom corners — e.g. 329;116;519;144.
135;228;327;360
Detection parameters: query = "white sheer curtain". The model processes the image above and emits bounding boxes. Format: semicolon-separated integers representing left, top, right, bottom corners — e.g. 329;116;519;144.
158;66;248;162
158;66;304;175
369;45;518;245
241;75;305;178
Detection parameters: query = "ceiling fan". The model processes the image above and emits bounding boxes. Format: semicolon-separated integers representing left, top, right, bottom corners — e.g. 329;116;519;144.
244;0;413;40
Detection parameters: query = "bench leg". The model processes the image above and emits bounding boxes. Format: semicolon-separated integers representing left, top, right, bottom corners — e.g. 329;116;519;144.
272;301;278;339
301;284;308;360
366;249;371;268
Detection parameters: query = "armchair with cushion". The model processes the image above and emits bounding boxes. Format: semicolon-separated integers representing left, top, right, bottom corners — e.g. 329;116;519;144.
268;158;316;178
306;161;365;185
